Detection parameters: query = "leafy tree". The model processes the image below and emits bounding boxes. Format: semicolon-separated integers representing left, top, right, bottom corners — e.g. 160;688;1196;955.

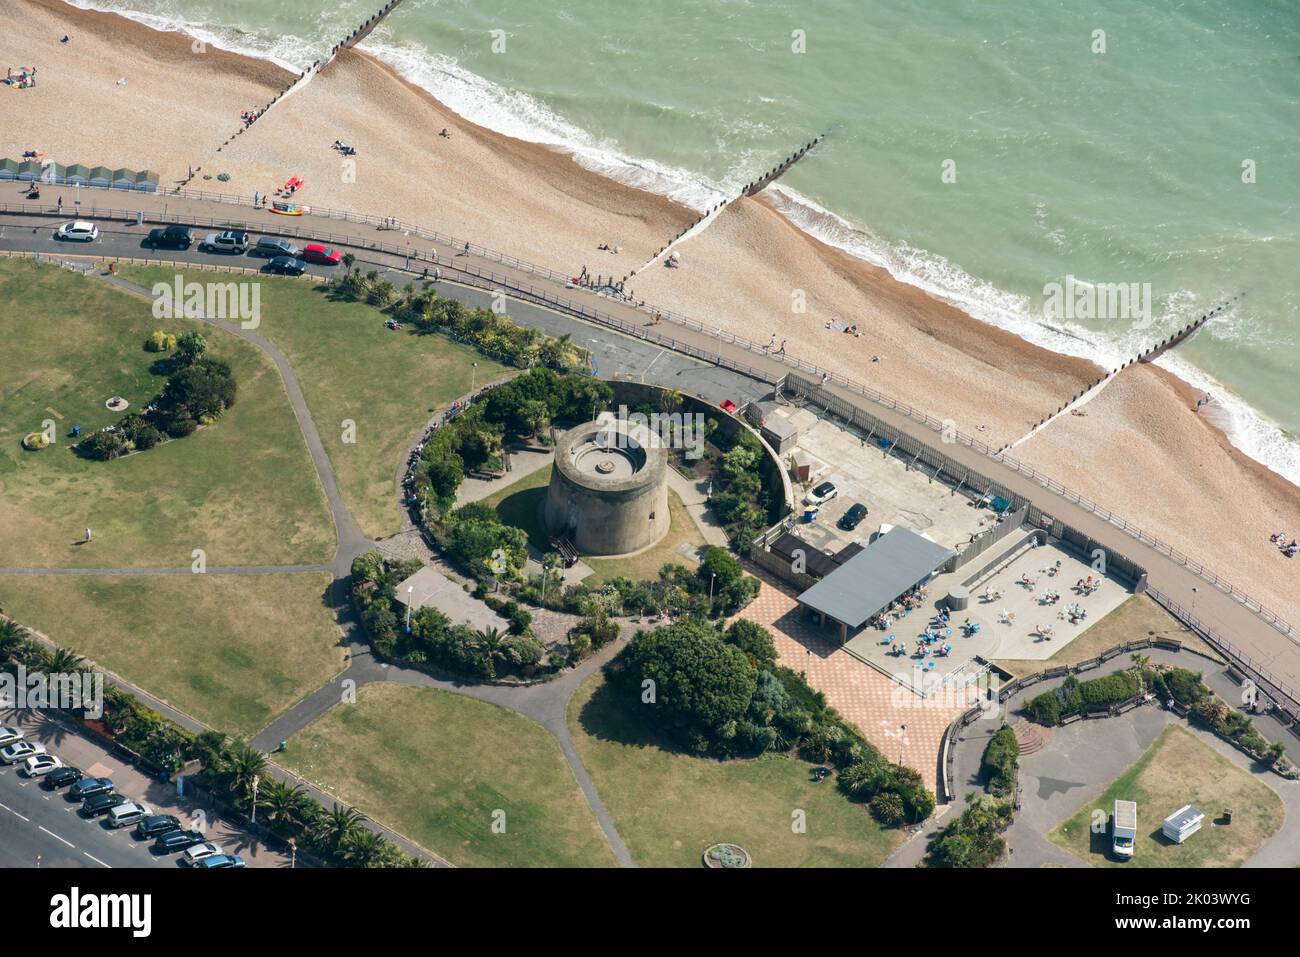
724;619;777;668
161;356;237;419
172;330;207;366
625;619;757;750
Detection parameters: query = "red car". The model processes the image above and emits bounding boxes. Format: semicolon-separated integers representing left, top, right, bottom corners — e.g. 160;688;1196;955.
302;243;342;266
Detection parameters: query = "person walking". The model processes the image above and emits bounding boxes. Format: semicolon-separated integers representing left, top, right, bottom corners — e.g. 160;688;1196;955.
768;333;777;351
56;196;63;214
777;339;787;355
84;527;92;543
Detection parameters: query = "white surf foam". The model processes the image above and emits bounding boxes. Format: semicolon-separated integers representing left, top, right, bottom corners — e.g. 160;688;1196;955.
62;0;323;72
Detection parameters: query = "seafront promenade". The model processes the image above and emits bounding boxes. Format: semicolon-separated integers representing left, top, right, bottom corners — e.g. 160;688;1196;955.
1;189;1296;702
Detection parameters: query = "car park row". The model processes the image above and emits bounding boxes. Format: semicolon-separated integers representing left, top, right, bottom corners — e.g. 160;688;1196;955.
51;219;343;278
0;723;245;868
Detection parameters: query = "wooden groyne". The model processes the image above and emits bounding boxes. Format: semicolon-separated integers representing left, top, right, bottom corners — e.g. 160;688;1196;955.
178;1;406;189
1138;292;1243;363
334;0;405;55
1002;293;1245;452
622;132;827;282
743;133;824;197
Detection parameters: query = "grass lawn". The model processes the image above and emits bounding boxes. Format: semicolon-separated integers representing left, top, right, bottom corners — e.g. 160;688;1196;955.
281;683;616;867
0;260;334;567
480;464;552;552
484;464;706;583
995;595;1225;677
0;572;345;737
568;673;905;867
118;266;512;540
1048;725;1283;867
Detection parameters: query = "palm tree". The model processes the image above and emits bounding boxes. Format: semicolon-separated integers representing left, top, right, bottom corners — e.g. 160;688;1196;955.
341;252;356;271
261;779;311;829
221;740;267;802
313;803;368;858
0;619;32;666
342;828;385;867
658;386;683;414
39;646;86;674
100;687;136;735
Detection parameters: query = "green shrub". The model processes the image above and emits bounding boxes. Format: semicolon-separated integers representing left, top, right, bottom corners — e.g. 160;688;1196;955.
924;796;1013;868
869;791;906;827
980;725;1019;797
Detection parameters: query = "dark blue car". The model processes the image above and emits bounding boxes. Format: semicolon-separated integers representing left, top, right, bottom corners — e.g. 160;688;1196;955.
67;776;112;801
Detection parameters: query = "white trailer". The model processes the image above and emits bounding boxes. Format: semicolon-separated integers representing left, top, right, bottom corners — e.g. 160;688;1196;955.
1162;805;1204;844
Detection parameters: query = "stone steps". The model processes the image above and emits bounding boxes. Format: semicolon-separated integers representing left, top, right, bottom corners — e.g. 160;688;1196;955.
1009;716;1050;756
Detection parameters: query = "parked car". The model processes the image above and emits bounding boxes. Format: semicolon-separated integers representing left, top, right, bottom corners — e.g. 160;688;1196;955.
21;755;64;778
182;842;223;866
301;243;341;266
838;503;869;531
54;220;99;242
135;814;182;840
264;255;307;276
145;225;195;250
803;481;838;507
1;741;46;764
107;802;153;829
194;854;245;869
43;766;84;790
68;776;114;801
252;236;300;258
153;829;207;854
81;792;130;818
198;229;249;254
0;726;24;748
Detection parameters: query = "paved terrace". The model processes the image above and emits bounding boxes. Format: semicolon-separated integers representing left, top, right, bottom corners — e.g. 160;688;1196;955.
0;192;1295;692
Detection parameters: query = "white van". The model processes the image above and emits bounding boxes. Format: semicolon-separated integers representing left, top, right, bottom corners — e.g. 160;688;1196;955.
107;802;152;829
1112;800;1137;859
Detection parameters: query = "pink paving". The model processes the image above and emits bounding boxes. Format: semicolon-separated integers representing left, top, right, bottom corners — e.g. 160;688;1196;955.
734;566;976;792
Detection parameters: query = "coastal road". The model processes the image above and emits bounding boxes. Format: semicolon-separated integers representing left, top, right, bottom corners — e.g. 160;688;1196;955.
3;203;1294;700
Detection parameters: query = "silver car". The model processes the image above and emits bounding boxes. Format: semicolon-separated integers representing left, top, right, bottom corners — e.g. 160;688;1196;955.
1;741;46;764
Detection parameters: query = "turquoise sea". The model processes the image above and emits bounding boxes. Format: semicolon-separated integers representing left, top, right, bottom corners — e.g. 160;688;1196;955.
69;0;1300;482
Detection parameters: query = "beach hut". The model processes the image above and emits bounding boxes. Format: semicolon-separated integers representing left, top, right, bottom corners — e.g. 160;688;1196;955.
133;169;160;193
88;166;113;188
16;160;42;182
38;162;65;184
111;168;135;190
64;164;90;185
0;158;18;181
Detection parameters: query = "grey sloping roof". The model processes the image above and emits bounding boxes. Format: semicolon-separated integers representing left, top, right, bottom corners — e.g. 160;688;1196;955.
795;526;955;628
